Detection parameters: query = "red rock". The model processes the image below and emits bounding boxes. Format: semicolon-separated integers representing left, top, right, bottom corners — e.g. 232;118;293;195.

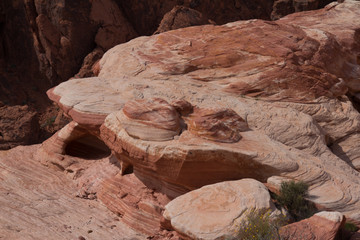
0;145;145;239
36;121;88;169
271;0;335;20
116;98;182;141
154;6;211;34
0;0;338;151
0;105;39;150
101;105;300;199
186;107;248;143
36;120;111;171
280;211;345;240
97;173;171;235
171;100;194;116
46;87;109;129
91;0;137;52
118;0;274;36
123;98;181;135
75;48;104;78
45;0;360;233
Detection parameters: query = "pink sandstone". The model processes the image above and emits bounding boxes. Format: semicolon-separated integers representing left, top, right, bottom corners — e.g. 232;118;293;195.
44;0;360;235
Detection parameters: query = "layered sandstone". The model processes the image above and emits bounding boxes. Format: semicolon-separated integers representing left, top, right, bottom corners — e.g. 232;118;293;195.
0;0;338;150
0;145;145;239
280;211;345;240
41;0;360;236
163;179;279;240
46;1;360;229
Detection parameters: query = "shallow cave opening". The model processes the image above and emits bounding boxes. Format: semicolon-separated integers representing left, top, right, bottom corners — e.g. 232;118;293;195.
65;134;111;160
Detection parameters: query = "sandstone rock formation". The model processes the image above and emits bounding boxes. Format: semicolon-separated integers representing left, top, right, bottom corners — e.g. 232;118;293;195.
0;145;145;239
0;105;39;150
154;6;211;34
280;211;345;240
46;2;360;233
271;0;336;20
101;102;299;199
97;173;171;235
0;0;278;105
3;0;360;239
0;0;338;150
163;179;279;240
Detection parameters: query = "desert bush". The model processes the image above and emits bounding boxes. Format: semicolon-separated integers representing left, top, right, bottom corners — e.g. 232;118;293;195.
343;222;359;232
275;180;315;221
236;209;284;240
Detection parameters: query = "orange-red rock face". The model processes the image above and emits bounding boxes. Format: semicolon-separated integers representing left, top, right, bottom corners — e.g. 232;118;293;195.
122;98;181;141
154;5;211;34
97;173;171;235
187;107;249;143
101;104;301;200
46;2;360;231
0;105;39;150
280;211;345;240
0;145;145;239
0;0;338;150
33;1;360;237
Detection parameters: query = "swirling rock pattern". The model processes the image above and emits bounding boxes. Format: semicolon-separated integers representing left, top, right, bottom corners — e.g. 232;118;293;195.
186;107;249;143
280;211;345;240
0;145;145;239
163;179;279;240
121;98;181;141
44;0;360;235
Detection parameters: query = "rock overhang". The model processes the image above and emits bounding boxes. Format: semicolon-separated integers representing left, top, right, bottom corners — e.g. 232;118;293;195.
45;0;360;229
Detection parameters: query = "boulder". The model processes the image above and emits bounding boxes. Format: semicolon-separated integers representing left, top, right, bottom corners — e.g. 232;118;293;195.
280;211;345;240
154;6;211;34
0;105;39;150
163;179;279;240
121;98;181;141
47;0;360;229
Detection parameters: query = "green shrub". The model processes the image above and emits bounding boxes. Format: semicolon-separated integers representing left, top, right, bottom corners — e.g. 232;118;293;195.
275;180;315;221
344;222;359;232
41;116;56;128
236;209;284;240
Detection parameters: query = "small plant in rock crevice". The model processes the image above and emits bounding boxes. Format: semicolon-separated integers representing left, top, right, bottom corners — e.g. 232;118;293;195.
236;209;285;240
41;116;56;128
274;180;316;221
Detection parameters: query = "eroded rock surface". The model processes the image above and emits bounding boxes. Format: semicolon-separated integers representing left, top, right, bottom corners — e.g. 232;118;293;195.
163;179;279;240
0;0;339;150
0;145;145;239
47;1;360;227
97;173;171;235
154;6;211;34
0;105;39;150
271;0;336;20
121;98;181;141
43;0;360;236
186;107;248;143
280;211;345;240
